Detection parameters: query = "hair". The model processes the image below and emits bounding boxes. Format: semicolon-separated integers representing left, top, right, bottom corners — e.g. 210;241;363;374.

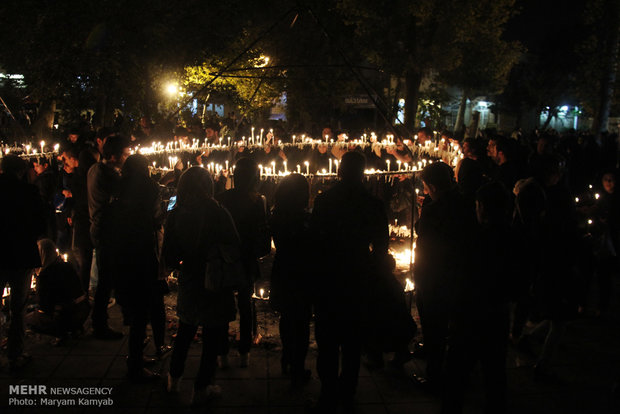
339;151;366;182
495;137;516;161
515;178;546;226
476;181;510;224
96;126;114;141
274;173;309;214
77;147;99;176
0;154;27;177
233;157;258;191
62;146;79;160
420;162;454;191
121;154;150;179
102;134;130;161
176;166;213;209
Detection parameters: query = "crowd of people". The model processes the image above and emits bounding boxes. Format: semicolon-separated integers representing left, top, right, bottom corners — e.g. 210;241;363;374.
0;122;619;413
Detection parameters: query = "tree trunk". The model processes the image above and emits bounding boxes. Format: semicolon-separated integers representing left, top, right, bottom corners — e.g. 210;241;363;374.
453;92;468;139
404;70;422;132
592;0;620;135
542;107;558;130
466;111;480;138
32;99;56;140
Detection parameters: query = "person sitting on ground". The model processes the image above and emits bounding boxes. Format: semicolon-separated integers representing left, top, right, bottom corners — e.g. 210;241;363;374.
28;239;90;339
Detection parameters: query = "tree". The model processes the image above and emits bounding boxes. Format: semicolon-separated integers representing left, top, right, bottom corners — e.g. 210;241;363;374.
0;0;256;138
336;0;518;132
576;0;620;134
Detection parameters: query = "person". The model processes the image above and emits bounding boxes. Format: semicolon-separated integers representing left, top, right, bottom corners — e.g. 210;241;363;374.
310;151;389;411
87;134;130;340
32;156;57;240
163;167;238;404
270;174;313;387
414;162;475;388
0;155;46;370
28;239;90;339
443;182;515;414
216;157;270;367
71;147;100;292
111;154;164;381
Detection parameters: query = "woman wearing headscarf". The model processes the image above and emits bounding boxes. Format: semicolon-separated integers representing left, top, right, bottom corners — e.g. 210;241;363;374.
163;167;238;405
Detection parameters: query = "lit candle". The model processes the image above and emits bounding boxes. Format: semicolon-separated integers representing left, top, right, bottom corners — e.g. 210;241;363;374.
304;161;309;175
283;161;287;173
62;254;68;262
334;160;339;174
292;135;296;145
259;288;265;299
251;127;255;143
259;164;263;178
225;160;229;170
228;136;231;147
40;141;45;153
397;160;402;171
329;158;332;174
260;128;264;145
386;160;390;172
595;193;600;200
297;164;301;174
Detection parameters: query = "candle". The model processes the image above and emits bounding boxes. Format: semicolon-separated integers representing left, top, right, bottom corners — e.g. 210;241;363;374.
228;136;231;147
386;160;390;172
62;254;68;262
297;164;301;174
329;158;332;174
397;160;402;171
292;135;296;145
251;127;255;142
40;141;45;153
283;161;287;173
259;164;263;178
304;161;309;175
260;128;264;145
225;160;229;170
271;161;276;175
259;288;265;299
334;160;339;174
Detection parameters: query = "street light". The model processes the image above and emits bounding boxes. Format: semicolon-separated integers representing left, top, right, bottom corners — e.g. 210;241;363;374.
166;83;178;96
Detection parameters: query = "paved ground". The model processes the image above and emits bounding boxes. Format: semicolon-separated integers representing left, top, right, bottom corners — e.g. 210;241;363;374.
1;275;620;414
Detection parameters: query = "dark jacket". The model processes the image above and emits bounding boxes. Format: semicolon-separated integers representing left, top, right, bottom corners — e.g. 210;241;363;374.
37;259;85;315
87;162;121;247
216;188;269;282
0;174;46;269
162;199;237;326
269;209;312;312
111;174;163;292
310;180;389;319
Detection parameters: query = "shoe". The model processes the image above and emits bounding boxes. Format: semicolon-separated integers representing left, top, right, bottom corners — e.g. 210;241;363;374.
166;373;182;393
93;327;123;340
218;354;230;369
239;353;249;368
156;345;173;360
9;353;32;371
127;367;160;383
191;384;222;405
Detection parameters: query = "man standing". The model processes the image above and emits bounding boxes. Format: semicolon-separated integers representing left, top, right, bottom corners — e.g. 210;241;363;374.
414;162;475;387
0;155;46;369
87;135;130;339
311;151;389;411
216;157;270;367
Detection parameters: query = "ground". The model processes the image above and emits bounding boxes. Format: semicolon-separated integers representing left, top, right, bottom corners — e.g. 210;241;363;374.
1;256;620;413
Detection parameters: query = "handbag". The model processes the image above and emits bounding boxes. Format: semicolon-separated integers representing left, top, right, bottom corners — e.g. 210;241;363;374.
205;243;247;292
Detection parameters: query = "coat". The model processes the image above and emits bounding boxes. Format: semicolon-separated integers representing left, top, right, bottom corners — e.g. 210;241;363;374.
163;199;237;327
